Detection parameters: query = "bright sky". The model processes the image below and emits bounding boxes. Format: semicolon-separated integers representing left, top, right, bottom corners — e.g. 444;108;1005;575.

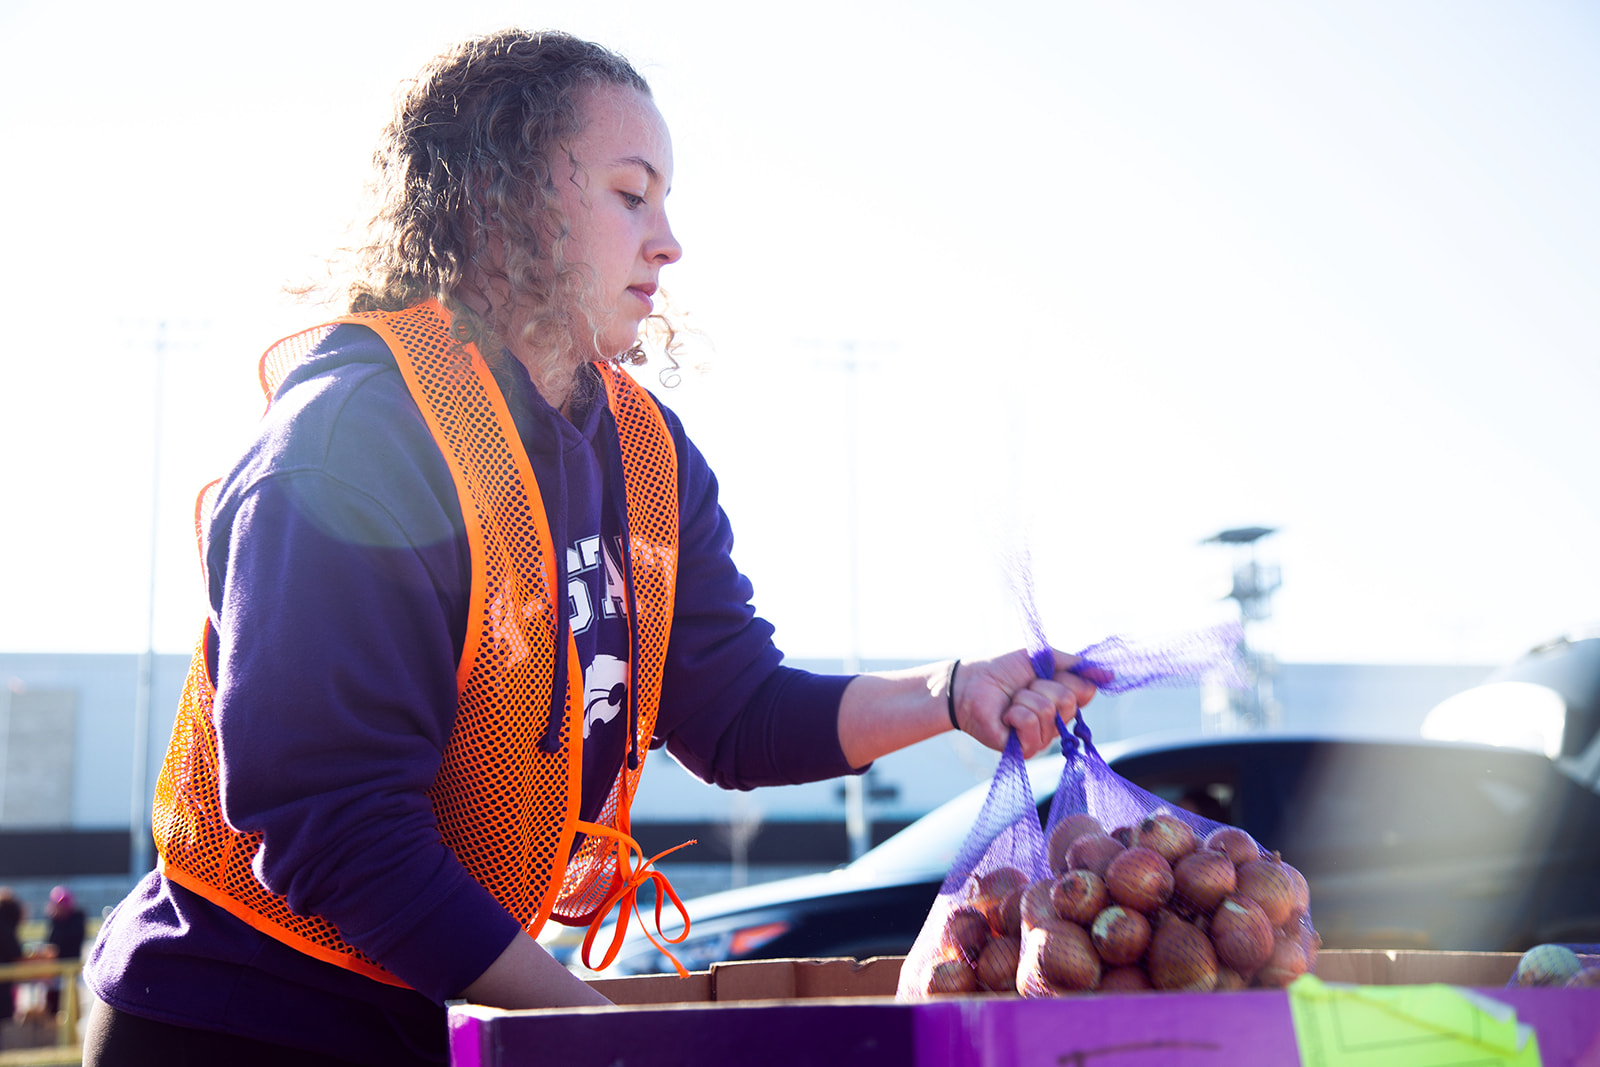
1;0;1596;668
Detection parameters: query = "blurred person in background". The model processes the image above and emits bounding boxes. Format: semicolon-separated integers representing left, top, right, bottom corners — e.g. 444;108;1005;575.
82;29;1095;1067
39;887;86;1016
0;890;22;1031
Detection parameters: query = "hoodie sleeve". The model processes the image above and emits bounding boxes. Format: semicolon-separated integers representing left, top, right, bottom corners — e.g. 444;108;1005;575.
648;405;863;788
205;365;522;1003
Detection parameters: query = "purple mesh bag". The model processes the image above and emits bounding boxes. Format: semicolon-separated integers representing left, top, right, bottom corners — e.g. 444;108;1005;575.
1021;711;1320;997
1021;623;1320;997
895;730;1047;1000
895;614;1291;1001
1071;624;1249;694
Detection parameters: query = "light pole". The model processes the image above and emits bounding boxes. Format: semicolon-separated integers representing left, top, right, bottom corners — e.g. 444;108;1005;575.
1202;526;1281;732
800;339;877;861
130;323;166;879
837;342;870;861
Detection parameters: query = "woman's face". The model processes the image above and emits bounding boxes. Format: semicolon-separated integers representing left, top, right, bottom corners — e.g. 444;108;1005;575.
556;85;682;361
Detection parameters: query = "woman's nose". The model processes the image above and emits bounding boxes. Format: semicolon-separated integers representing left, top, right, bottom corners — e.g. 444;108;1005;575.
649;215;682;265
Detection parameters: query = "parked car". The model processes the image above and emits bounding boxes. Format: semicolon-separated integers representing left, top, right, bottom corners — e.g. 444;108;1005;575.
574;734;1600;975
573;632;1600;976
1422;629;1600;780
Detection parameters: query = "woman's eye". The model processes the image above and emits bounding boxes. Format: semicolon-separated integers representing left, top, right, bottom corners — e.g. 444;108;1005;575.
620;192;646;209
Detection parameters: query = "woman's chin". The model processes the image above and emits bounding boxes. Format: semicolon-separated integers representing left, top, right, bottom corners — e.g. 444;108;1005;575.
595;333;643;363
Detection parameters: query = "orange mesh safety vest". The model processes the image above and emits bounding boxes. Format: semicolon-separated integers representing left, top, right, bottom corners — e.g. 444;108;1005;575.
152;301;687;988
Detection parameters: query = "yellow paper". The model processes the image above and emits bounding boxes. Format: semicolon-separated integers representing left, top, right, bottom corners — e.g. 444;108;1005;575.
1288;975;1541;1067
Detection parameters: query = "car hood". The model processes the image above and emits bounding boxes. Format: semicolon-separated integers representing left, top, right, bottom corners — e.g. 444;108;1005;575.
665;862;924;922
617;750;1073;935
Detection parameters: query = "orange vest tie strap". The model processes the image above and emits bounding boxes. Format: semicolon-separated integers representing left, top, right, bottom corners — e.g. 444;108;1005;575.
571;820;698;976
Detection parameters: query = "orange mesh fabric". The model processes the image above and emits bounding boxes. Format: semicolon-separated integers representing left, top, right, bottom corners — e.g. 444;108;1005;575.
368;303;583;950
151;302;680;986
551;365;679;924
153;626;399;981
259;324;336;406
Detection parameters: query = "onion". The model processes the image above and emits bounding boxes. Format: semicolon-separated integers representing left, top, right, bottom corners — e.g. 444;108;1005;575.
977;935;1022;992
1203;826;1260;865
1099;965;1153;992
1147;911;1218;992
1065;834;1126;877
1105;847;1175;913
1024;919;1101;991
1279;858;1311;920
1019;880;1060;933
1214;967;1248;991
927;956;979;995
974;865;1029;898
1091;905;1152;966
1298;921;1322;973
972;866;1029;935
1566;966;1600;988
1134;811;1199;864
1513;944;1582;988
1209;895;1274;974
1172;850;1236;916
1046;814;1106;875
996;885;1026;939
942;906;991;960
1052;869;1110;925
1254;930;1311;988
1235;857;1297;928
1111;825;1136;848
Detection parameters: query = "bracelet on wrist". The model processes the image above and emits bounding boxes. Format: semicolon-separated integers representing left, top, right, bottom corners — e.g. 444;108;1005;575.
945;659;961;732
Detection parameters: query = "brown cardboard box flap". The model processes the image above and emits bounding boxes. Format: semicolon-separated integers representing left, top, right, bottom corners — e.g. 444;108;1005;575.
717;956;902;1002
586;950;1526;1006
588;956;903;1005
1310;949;1520;987
586;970;711;1006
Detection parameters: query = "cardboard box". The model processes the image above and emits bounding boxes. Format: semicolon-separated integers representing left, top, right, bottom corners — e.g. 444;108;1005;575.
448;952;1600;1067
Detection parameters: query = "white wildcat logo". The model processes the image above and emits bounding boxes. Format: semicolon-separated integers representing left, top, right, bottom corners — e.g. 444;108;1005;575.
583;654;629;739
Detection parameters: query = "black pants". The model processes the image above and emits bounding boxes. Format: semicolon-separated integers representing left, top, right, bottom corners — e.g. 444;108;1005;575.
83;1001;380;1067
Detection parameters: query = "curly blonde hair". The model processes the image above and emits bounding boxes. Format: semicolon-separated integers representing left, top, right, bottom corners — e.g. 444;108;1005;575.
348;29;676;385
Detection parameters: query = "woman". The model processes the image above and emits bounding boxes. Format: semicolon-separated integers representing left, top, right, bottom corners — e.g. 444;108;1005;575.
84;29;1093;1066
0;890;21;1029
41;886;86;1016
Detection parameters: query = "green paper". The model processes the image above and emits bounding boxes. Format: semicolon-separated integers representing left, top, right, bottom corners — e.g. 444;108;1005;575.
1288;974;1541;1067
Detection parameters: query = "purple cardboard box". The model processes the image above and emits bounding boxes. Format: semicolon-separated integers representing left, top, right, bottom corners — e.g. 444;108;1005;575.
448;992;1300;1067
450;1000;918;1067
447;953;1600;1067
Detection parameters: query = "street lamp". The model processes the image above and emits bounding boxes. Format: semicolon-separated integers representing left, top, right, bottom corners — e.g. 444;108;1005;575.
130;323;167;879
799;339;884;861
1202;526;1281;731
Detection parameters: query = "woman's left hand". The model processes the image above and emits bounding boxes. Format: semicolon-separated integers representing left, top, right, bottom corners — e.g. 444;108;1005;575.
950;649;1097;758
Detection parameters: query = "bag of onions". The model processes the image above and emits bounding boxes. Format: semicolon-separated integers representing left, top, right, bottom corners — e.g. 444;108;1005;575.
895;729;1049;1000
1017;711;1320;996
897;618;1318;1000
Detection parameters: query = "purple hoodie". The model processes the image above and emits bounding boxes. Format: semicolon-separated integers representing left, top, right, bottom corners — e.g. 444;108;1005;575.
87;324;858;1064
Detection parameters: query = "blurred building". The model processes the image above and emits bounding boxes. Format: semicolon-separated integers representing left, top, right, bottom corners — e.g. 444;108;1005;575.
1;650;1491;912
